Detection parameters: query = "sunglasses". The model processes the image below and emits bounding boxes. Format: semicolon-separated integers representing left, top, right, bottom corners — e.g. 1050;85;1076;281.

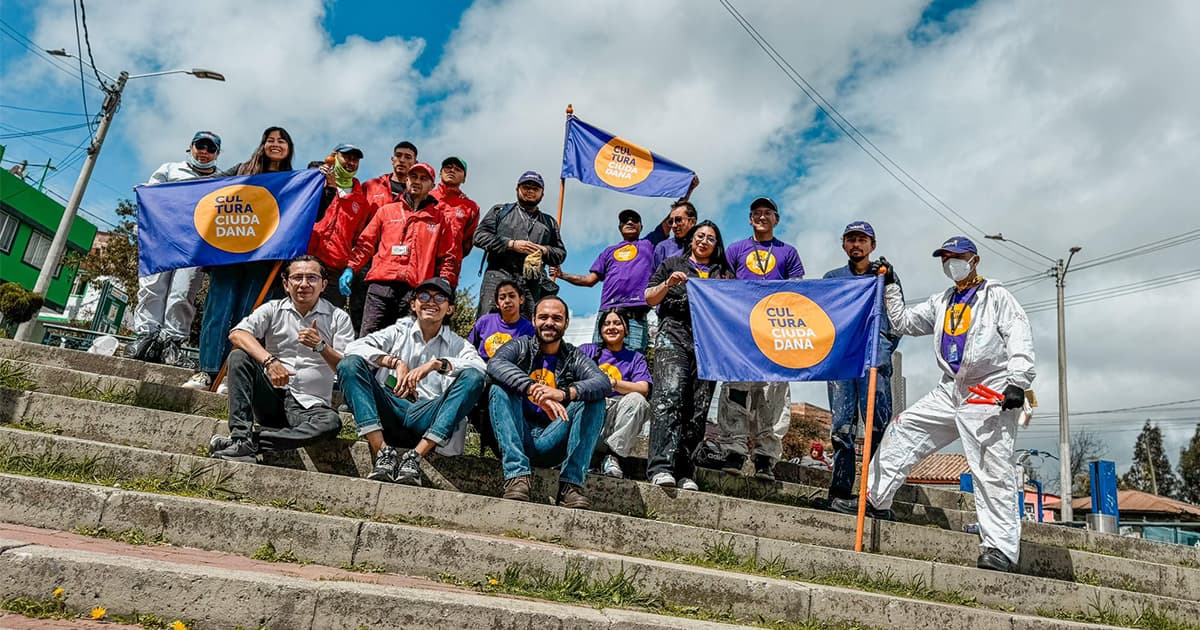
416;292;450;304
193;141;218;153
621;217;641;225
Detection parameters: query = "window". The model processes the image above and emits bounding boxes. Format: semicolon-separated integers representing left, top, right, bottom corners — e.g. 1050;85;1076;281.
0;211;16;253
22;231;52;269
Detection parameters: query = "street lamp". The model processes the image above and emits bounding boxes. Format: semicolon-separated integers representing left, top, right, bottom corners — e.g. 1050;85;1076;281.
13;51;224;343
986;233;1081;522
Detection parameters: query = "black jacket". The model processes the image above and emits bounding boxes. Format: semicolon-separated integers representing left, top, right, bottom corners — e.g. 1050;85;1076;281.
487;335;609;402
473;203;567;273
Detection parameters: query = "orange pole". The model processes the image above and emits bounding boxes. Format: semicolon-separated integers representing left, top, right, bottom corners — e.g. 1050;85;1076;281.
556;103;573;226
211;260;283;391
854;366;879;552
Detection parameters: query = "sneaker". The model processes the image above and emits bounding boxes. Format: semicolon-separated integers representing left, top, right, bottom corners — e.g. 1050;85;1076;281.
394;450;423;487
557;483;590;509
650;472;676;487
828;497;896;521
161;338;197;370
679;478;699;491
182;372;211;390
213;439;257;464
123;334;161;362
600;454;624;479
216;381;229;396
367;446;400;482
503;475;531;501
721;452;746;475
977;547;1015;573
208;435;232;457
753;455;775;481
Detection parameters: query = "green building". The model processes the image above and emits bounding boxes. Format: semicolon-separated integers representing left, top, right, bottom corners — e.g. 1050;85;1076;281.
0;164;99;311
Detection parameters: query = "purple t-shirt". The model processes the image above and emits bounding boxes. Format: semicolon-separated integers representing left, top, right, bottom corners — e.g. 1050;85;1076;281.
652;238;685;272
939;283;983;373
523;353;559;418
467;313;535;360
590;239;653;310
726;237;805;280
578;343;652;398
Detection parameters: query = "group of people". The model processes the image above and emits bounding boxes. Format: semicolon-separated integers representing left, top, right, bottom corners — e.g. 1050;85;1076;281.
127;127;1036;575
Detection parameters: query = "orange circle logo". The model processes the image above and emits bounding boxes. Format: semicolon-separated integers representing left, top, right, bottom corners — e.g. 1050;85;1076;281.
593;137;654;188
744;251;777;275
943;304;972;335
193;185;280;253
527;368;557;405
749;292;836;369
613;243;639;262
598;362;623;382
483;332;513;358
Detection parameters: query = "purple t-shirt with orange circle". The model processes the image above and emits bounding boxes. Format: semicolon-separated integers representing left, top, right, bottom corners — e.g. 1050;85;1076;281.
590;239;654;310
578;343;652;398
467;313;535;360
726;237;805;280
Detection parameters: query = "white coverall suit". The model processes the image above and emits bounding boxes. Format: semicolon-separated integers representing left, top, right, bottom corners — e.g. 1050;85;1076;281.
132;162;210;340
867;280;1035;564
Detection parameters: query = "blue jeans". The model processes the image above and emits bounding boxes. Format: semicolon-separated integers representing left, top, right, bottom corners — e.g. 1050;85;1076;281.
337;355;484;448
827;361;893;500
489;386;604;486
199;261;278;374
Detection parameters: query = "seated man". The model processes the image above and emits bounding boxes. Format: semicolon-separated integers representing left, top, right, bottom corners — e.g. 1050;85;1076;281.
578;308;652;479
338;277;486;485
209;255;354;463
487;296;608;509
466;279;536;456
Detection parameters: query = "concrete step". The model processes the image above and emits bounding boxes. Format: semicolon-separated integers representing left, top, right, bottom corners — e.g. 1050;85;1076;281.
3;385;1196;580
1;425;1198;630
0;339;194;387
0;524;753;630
0;467;1157;630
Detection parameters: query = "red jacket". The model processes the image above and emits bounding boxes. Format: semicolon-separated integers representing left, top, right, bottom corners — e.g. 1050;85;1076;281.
431;184;480;259
308;180;372;271
347;194;460;287
363;173;403;211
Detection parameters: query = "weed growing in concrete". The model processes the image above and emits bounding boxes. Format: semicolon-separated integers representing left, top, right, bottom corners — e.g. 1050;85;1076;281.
124;462;243;500
340;561;388;574
2;417;62;434
1;595;70;619
0;360;36;391
76;526;166;547
66;380;137;406
251;540;301;564
109;610;194;630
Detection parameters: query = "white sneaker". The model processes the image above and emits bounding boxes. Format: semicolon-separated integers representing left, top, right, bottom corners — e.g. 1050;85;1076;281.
601;454;624;479
651;472;676;487
216;381;229;396
679;478;699;491
182;372;211;390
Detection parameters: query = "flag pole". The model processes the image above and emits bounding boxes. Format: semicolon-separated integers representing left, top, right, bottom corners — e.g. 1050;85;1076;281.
854;366;879;551
211;260;283;391
556;103;573;226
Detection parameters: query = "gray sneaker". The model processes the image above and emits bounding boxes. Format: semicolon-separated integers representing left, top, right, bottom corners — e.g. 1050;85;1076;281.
213;439;257;464
367;446;400;482
394;450;423;487
208;435;233;457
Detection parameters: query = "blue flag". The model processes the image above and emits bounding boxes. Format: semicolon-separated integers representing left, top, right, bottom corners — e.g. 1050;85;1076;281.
560;116;695;198
136;169;325;276
688;277;883;382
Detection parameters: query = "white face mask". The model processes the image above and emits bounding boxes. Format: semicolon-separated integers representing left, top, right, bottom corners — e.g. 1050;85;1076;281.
943;257;974;282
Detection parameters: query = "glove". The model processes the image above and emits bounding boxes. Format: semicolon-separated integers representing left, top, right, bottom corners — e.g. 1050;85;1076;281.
338;268;354;296
873;257;898;286
1001;384;1025;411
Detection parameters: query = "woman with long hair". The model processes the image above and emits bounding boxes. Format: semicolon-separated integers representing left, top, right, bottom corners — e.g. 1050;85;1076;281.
184;127;296;391
643;220;733;489
577;308;652;479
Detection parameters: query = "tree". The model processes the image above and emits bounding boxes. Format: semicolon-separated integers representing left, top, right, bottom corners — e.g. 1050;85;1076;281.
1069;430;1110;495
77;199;139;306
0;282;44;331
449;287;477;340
1178;424;1200;505
1121;420;1181;498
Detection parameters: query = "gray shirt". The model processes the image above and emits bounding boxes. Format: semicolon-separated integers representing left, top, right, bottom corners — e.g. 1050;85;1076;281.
232;297;355;408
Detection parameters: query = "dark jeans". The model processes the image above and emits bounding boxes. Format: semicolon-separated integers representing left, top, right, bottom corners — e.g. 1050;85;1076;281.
360;281;414;337
647;332;716;479
199;261;279;374
337;355;484;448
226;349;341;452
348;268;369;334
827;361;894;500
467;383;499;455
477;269;534;320
488;387;604;486
320;281;347;310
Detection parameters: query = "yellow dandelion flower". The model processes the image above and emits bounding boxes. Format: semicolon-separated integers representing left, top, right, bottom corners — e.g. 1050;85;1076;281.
487;578;499;586
90;607;107;619
52;587;64;598
171;621;188;630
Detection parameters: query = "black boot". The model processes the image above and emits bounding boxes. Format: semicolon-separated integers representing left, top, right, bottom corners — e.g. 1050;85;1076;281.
161;337;197;369
123;334;160;362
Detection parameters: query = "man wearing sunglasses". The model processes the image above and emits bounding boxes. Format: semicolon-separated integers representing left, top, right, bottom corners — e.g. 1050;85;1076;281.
126;131;222;368
338;277;486;485
209;255;355;463
552;209;654;352
651;200;698;271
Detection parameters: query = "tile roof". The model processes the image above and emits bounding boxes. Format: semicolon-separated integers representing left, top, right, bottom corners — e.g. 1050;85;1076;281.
906;453;970;484
1045;489;1200;518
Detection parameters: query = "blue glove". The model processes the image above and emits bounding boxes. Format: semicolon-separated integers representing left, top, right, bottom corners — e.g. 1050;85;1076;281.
338;268;354;296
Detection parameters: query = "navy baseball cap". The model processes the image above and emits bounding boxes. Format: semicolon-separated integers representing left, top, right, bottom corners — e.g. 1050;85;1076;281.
333;143;364;159
191;131;221;150
750;197;778;213
618;209;642;224
932;236;978;257
413;277;455;304
517;170;544;188
843;221;875;239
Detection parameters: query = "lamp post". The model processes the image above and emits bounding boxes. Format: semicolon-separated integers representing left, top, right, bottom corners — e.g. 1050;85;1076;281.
986;233;1081;522
14;51;224;343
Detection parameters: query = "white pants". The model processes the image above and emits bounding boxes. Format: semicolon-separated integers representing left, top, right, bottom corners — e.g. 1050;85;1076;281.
599;393;651;458
867;378;1021;563
133;267;203;340
716;381;790;461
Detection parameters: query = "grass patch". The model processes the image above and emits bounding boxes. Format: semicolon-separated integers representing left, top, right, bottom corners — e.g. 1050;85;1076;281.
0;361;36;391
341;561;388;574
2;417;63;434
1041;599;1199;630
2;590;194;629
76;526;166;547
1;595;70;620
251;540;302;564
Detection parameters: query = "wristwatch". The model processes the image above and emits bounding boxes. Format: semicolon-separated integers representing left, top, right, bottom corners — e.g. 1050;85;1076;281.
437;358;451;374
313;340;327;353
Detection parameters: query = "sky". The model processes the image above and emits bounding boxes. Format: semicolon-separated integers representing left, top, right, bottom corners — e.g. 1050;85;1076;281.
2;0;1198;487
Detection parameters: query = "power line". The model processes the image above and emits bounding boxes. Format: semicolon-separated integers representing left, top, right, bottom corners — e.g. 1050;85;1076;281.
76;0;111;91
1023;268;1200;313
717;0;1044;273
1071;228;1200;272
1032;398;1200;419
73;0;96;136
0;122;94;139
0;20;102;91
0;104;89;117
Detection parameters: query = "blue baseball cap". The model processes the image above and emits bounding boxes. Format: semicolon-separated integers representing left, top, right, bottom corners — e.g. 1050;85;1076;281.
517;170;544;188
191;131;221;150
333;143;363;159
932;236;978;257
843;221;875;239
750;197;778;213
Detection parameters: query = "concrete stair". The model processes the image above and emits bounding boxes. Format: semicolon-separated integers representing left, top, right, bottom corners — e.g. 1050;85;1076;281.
0;339;1196;630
